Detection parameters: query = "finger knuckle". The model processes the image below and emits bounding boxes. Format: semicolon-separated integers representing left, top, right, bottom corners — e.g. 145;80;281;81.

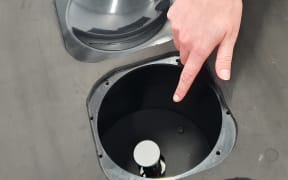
193;45;208;59
180;59;186;65
218;55;233;64
170;21;180;31
167;10;172;20
181;71;195;83
179;33;191;47
167;5;176;20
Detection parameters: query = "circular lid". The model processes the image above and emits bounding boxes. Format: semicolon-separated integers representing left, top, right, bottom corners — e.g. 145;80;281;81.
133;140;161;168
68;0;170;50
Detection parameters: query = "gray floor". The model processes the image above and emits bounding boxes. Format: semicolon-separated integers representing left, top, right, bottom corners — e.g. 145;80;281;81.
0;0;287;180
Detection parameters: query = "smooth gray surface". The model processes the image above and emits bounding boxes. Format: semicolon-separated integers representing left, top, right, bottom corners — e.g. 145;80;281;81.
0;0;287;180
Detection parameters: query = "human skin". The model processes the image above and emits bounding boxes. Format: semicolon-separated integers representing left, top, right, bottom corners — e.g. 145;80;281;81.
167;0;243;102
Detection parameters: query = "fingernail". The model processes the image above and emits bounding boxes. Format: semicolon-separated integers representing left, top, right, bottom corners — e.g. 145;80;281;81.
220;69;230;80
173;94;180;102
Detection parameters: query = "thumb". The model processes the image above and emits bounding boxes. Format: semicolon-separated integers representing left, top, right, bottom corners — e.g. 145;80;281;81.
215;37;236;80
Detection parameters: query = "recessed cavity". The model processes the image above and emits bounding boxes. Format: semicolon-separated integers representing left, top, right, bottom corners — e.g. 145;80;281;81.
97;64;223;177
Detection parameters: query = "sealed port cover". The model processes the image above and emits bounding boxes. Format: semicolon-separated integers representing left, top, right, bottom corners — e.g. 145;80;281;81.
133;140;161;168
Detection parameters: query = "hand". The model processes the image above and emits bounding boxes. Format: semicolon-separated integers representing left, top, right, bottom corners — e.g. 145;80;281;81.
167;0;242;102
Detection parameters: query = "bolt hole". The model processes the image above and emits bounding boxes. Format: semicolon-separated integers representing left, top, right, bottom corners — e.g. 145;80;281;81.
99;154;103;158
216;150;221;156
105;81;110;86
177;126;184;134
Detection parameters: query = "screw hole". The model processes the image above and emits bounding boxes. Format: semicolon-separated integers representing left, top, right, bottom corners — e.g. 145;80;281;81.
226;110;231;115
177;126;184;134
216;150;221;156
90;116;94;121
105;81;110;86
99;154;103;158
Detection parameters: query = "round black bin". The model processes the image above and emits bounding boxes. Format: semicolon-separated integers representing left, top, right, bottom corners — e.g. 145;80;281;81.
87;55;236;180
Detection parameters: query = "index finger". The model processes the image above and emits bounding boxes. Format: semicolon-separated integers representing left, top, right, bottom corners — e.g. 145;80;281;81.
173;51;206;102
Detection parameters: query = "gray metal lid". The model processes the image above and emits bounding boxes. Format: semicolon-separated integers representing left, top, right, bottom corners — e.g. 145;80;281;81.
68;0;170;51
55;0;173;62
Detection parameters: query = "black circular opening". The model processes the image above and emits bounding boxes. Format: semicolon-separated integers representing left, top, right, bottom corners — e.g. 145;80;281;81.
97;65;222;177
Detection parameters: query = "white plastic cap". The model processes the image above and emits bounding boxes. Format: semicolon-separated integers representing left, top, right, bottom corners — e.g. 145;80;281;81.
133;140;161;168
